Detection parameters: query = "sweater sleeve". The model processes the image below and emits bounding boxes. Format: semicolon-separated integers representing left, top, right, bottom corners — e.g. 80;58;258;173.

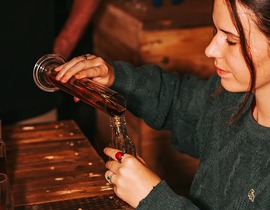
111;61;180;128
110;61;220;157
136;181;200;210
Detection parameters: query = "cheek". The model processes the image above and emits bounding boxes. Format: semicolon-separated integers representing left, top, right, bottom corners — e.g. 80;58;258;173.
224;54;252;91
250;37;270;71
253;54;270;87
227;53;250;80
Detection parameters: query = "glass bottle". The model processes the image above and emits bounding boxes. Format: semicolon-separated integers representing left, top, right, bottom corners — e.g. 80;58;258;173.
0;173;14;210
109;115;136;157
0;120;7;174
33;54;126;117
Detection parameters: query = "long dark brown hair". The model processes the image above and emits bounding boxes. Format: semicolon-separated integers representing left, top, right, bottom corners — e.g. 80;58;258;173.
224;0;270;123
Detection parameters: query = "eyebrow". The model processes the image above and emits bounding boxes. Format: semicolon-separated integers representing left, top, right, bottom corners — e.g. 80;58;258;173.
220;29;239;39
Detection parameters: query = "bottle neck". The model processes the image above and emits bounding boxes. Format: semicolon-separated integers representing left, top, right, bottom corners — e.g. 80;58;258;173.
110;115;128;136
109;115;136;156
110;115;126;127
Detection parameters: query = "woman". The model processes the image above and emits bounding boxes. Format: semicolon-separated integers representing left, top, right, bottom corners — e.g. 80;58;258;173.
55;0;270;208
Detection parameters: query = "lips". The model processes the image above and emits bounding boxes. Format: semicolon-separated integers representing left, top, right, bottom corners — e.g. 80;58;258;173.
216;66;230;77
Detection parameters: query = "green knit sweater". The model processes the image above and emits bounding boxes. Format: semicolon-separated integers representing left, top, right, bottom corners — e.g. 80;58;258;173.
110;61;270;210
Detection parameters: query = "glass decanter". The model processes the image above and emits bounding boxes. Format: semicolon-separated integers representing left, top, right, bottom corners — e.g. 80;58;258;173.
33;54;126;116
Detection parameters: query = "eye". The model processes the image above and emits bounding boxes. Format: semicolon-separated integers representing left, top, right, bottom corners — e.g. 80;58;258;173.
226;39;237;46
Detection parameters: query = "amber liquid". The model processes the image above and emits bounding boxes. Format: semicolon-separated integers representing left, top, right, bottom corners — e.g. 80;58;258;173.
45;69;126;116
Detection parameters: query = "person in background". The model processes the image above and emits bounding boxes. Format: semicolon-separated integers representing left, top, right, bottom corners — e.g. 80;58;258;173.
55;0;100;139
0;0;100;132
54;0;270;208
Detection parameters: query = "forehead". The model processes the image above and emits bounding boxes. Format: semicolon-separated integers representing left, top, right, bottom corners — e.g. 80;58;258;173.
212;0;236;31
213;0;258;34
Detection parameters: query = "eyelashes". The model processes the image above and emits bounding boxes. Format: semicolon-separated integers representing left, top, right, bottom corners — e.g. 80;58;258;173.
226;39;237;46
212;26;237;46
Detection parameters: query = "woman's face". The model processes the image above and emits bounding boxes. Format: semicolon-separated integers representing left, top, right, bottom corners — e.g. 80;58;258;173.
205;0;270;93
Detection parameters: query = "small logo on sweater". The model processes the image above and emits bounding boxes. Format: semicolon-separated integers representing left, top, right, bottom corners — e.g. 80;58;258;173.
248;189;255;202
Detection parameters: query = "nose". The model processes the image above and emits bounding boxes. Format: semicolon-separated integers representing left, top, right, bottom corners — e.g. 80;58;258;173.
205;35;222;59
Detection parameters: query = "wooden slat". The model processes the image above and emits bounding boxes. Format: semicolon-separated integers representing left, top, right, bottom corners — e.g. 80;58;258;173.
93;0;215;75
102;0;213;30
139;26;214;78
3;120;114;207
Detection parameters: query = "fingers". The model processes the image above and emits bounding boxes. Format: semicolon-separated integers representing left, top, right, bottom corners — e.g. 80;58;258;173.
55;55;110;83
105;170;115;184
81;54;88;60
55;55;97;82
105;158;122;174
104;148;122;185
104;147;122;161
104;148;125;174
54;54;89;72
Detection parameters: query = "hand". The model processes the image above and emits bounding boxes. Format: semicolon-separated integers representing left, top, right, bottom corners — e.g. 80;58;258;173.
55;54;114;85
54;54;115;102
104;147;161;208
53;35;75;59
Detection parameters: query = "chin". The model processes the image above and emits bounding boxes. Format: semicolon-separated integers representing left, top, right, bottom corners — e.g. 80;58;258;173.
221;80;247;93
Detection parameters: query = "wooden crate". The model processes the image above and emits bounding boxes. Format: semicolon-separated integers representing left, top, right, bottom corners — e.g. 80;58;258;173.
93;0;215;78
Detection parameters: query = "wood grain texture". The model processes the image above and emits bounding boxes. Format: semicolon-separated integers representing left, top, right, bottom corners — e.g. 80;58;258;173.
93;0;215;77
3;120;114;207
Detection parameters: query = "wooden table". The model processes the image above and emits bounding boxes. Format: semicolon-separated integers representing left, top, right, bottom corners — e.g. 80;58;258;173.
3;120;132;209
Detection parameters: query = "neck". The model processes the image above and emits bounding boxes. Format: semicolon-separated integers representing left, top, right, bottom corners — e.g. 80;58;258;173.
252;101;270;127
252;85;270;127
